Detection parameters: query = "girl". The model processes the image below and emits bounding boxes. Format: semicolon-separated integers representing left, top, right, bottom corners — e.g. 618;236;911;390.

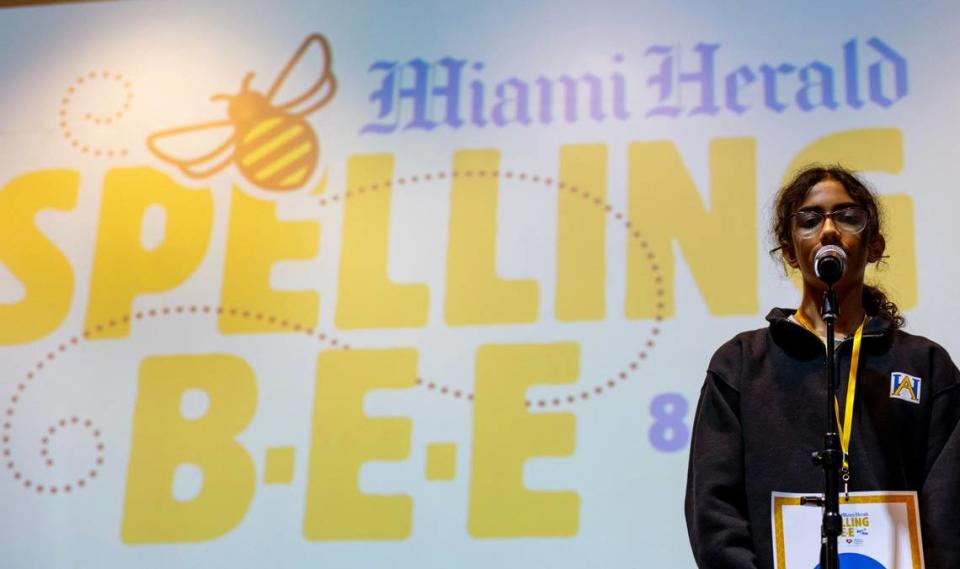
684;165;960;568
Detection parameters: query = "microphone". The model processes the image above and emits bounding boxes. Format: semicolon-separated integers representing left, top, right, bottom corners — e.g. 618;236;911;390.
814;245;847;285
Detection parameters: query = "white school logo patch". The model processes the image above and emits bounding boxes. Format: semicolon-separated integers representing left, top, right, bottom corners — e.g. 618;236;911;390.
890;372;922;404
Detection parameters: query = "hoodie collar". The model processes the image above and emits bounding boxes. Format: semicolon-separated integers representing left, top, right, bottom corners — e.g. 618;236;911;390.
766;307;893;359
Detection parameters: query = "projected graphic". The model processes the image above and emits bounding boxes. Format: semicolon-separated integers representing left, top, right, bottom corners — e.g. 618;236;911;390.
148;34;336;191
1;2;953;568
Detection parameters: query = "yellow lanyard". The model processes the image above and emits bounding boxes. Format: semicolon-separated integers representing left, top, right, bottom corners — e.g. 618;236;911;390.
794;310;866;477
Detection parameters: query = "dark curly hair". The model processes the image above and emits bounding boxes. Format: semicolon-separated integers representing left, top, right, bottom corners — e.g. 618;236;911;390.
770;164;904;328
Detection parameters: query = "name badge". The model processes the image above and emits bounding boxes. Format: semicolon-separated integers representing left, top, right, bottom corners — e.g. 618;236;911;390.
771;490;924;568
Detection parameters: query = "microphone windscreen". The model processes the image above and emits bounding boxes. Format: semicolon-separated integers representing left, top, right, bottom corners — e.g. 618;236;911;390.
814;245;847;284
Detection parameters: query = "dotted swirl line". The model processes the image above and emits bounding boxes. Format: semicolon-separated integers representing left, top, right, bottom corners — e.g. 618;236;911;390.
318;169;666;408
8;167;666;491
4;333;102;495
4;304;348;495
84;304;349;344
58;70;133;158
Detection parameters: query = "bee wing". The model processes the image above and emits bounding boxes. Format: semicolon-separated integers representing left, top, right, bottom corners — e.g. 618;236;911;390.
146;120;238;179
266;33;337;117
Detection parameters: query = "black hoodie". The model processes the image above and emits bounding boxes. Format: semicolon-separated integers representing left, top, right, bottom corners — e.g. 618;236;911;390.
685;308;960;568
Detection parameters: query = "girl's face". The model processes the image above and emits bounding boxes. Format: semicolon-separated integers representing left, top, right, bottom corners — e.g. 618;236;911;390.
784;178;884;295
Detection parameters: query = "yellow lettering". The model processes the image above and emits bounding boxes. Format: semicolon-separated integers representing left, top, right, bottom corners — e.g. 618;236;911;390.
121;354;257;543
303;348;415;540
894;376;918;400
875;195;915;309
556;144;607;321
335;155;428;329
446;150;539;324
86;168;213;338
220;187;319;333
627;138;757;318
782;128;915;309
468;343;580;537
0;170;78;344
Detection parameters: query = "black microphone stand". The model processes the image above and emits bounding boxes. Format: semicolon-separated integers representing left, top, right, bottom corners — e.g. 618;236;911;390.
801;285;842;569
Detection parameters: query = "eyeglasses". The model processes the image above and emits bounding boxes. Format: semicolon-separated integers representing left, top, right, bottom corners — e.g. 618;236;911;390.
791;207;869;238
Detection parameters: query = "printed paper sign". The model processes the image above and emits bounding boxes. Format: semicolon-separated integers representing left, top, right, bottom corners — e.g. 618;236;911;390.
772;491;924;569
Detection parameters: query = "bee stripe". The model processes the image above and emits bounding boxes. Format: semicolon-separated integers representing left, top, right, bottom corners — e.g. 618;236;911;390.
259;143;316;188
260;144;316;188
252;141;313;181
242;127;314;172
241;123;305;167
245;116;285;140
243;116;292;150
246;131;309;174
278;165;311;187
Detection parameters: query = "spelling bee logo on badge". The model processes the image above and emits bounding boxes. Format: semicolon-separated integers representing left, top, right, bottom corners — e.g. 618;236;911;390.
890;372;922;404
841;511;872;546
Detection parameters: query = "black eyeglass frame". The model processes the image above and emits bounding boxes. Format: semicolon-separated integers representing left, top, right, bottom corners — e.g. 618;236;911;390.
790;206;870;238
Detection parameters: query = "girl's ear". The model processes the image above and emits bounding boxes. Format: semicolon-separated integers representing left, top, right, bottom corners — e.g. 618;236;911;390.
868;234;886;263
783;244;800;269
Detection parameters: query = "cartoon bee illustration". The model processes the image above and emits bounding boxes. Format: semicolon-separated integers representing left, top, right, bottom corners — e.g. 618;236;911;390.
147;33;336;191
